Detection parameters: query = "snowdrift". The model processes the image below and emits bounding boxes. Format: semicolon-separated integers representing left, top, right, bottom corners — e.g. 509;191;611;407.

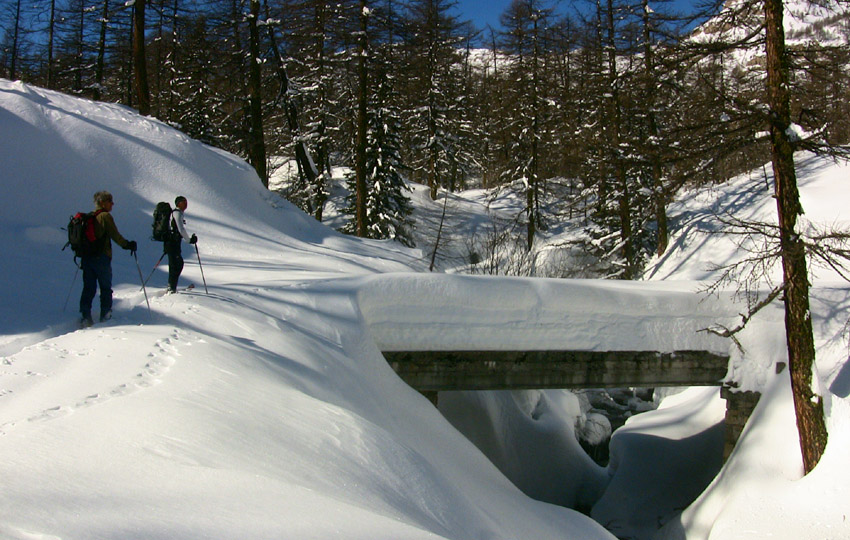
0;79;616;539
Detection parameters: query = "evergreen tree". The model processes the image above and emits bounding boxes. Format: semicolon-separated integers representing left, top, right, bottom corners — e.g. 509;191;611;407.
763;0;828;474
352;0;369;237
245;0;267;184
168;14;218;144
572;0;667;278
572;0;631;277
194;0;272;181
132;0;150;114
341;28;415;246
147;0;194;119
498;0;556;250
261;0;320;200
472;26;509;189
53;0;97;92
402;0;472;199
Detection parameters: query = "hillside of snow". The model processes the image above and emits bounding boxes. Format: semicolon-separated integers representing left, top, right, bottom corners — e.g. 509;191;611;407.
2;78;850;540
691;0;850;46
0;79;613;540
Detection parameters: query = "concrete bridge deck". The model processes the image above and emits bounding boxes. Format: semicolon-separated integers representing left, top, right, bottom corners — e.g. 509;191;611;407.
383;349;730;391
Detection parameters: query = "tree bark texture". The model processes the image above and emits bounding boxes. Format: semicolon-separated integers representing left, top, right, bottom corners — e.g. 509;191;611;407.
354;0;369;237
642;0;668;257
764;0;828;474
47;0;56;88
9;0;22;80
133;0;151;116
247;0;267;185
95;0;110;92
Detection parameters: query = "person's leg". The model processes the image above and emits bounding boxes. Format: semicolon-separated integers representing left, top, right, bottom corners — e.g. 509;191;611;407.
166;242;184;292
79;257;97;322
96;256;113;320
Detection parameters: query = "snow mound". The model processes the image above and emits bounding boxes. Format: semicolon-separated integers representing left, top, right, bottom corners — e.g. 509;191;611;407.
0;78;614;540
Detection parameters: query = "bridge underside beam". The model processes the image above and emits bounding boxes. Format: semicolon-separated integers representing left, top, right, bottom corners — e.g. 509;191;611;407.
383;350;729;391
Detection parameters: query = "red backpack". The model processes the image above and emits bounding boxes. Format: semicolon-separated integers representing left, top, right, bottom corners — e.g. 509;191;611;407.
64;209;104;261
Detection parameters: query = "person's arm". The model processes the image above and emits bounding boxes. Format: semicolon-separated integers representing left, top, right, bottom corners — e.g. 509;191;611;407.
172;209;192;241
99;212;131;249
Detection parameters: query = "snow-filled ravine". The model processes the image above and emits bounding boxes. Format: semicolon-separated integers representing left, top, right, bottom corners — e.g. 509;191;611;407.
2;78;850;540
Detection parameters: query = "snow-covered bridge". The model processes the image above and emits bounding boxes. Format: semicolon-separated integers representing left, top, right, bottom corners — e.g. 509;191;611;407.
358;273;733;394
358;274;756;456
358;273;736;367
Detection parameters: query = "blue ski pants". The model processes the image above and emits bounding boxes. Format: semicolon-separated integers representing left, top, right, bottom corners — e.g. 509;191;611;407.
79;254;113;318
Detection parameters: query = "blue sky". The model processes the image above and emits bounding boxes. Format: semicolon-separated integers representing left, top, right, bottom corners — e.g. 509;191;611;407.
455;0;513;31
454;0;703;34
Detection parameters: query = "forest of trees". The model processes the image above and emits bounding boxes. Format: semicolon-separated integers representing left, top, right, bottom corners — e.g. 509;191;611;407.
2;0;849;276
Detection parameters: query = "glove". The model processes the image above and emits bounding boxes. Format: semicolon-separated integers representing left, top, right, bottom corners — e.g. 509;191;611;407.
126;240;137;253
189;234;198;245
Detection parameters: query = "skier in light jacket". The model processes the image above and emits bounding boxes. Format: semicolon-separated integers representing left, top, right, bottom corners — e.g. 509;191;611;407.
163;195;197;293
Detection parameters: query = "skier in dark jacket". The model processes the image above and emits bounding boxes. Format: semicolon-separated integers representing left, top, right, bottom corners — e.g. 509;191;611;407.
163;196;197;293
79;190;137;327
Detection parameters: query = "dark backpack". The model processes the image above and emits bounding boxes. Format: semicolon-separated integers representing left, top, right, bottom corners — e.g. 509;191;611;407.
152;202;174;241
64;210;104;259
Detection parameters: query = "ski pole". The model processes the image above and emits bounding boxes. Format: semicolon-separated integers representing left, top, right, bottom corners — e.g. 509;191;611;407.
141;252;166;290
133;251;152;315
63;265;80;312
194;243;208;294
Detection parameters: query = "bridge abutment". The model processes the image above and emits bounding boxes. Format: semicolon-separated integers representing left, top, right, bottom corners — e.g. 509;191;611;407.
720;386;761;461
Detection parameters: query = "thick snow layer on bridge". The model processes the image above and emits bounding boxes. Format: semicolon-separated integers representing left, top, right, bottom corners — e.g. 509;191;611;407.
358;273;748;355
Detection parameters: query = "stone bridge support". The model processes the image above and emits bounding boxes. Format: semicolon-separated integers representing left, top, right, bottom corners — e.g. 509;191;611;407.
721;387;761;461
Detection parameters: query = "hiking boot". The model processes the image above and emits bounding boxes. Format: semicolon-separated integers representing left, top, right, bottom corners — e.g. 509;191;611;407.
80;315;94;328
100;310;112;322
165;287;176;295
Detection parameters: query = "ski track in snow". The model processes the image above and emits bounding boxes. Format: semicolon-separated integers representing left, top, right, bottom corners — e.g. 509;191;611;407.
0;328;190;435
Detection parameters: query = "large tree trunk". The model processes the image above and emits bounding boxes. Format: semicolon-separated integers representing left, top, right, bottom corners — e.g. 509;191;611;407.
764;0;827;474
133;0;151;115
643;0;668;257
354;0;369;237
247;0;267;186
94;0;110;99
605;0;633;279
47;0;57;88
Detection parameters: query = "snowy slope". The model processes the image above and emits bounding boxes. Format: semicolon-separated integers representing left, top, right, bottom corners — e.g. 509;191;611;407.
2;78;850;540
1;79;420;354
691;0;850;47
645;153;850;284
0;79;613;540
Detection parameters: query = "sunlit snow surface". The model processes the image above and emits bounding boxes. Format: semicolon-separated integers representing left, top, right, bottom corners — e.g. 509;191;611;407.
2;78;849;540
